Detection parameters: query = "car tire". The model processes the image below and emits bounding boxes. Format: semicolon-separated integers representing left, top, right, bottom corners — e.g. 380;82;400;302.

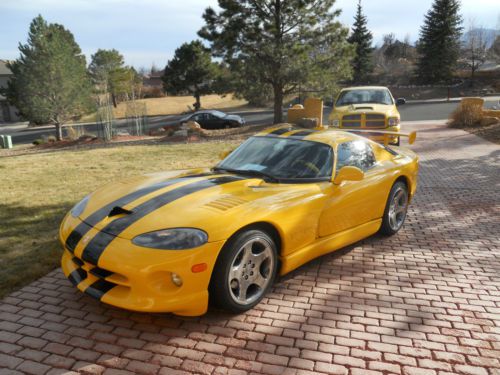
379;181;409;236
209;229;278;313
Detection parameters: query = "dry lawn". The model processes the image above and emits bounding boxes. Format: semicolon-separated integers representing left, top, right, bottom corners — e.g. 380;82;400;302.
113;94;247;119
0;140;239;298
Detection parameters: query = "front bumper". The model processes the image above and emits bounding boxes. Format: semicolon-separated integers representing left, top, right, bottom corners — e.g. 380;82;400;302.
60;216;225;316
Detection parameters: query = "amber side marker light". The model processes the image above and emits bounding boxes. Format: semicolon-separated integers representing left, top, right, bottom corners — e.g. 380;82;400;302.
191;263;208;273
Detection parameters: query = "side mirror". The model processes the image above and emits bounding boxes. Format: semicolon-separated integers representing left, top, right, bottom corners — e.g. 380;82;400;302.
396;98;406;106
333;166;364;185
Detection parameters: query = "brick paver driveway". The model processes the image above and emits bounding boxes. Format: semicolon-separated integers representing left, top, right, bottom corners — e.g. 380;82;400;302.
1;123;499;375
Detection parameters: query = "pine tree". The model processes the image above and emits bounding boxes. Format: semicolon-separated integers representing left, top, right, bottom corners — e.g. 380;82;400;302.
3;15;92;140
162;40;219;111
89;49;131;108
348;0;374;84
199;0;354;123
416;0;463;83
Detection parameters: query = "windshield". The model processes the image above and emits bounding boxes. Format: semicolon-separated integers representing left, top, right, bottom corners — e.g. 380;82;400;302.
336;89;394;106
217;136;333;181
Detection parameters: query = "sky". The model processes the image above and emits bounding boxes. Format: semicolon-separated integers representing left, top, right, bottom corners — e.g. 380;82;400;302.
0;0;498;69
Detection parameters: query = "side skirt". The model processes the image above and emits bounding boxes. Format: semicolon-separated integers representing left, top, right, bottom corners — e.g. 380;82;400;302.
279;219;382;275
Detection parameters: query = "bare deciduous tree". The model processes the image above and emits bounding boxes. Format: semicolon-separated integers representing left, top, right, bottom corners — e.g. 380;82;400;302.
463;20;488;82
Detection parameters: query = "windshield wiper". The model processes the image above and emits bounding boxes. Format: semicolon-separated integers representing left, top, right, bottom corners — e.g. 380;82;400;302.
212;167;279;183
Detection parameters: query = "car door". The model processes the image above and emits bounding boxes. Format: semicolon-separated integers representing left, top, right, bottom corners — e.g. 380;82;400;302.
195;113;209;129
318;140;389;237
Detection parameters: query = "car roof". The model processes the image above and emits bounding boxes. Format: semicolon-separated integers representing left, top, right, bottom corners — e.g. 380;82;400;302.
254;125;370;147
340;86;390;91
192;110;226;115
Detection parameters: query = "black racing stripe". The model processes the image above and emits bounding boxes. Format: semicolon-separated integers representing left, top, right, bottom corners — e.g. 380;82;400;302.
289;130;315;138
67;268;87;286
84;279;116;300
72;257;84;267
90;267;114;279
81;176;244;265
268;127;292;135
64;173;215;252
66;224;88;253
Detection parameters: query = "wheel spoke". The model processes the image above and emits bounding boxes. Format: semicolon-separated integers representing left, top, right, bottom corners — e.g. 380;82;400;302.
229;265;241;281
389;212;396;228
394;189;404;202
241;243;253;264
395;205;406;215
250;248;270;266
237;281;249;302
253;273;268;289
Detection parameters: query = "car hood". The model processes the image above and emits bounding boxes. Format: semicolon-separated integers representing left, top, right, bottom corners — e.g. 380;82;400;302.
78;168;323;242
332;103;399;117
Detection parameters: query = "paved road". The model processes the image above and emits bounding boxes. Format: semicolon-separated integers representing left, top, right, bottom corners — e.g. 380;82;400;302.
1;122;499;374
2;98;499;144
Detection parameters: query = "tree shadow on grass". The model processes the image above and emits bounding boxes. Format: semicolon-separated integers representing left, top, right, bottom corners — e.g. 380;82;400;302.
0;202;70;299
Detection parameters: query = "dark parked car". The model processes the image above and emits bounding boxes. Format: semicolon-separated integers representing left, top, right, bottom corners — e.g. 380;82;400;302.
180;110;245;129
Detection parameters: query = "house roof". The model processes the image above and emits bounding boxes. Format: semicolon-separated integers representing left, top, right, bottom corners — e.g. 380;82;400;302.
0;60;13;76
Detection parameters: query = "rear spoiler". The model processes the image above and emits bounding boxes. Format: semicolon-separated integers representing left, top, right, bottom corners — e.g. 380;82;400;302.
341;129;417;146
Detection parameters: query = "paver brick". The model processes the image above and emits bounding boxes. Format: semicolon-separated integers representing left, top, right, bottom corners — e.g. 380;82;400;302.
1;123;499;375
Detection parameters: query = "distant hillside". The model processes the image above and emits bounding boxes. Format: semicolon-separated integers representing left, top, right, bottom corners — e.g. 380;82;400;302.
462;28;498;48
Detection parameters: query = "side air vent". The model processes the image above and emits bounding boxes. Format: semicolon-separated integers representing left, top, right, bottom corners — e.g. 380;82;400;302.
108;206;133;217
204;196;247;211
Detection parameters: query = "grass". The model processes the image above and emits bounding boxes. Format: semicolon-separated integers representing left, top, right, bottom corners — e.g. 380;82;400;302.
0;140;239;299
77;94;248;123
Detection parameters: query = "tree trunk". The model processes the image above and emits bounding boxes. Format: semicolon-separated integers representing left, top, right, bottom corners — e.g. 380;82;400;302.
111;93;118;108
273;85;284;124
55;123;63;141
194;92;201;111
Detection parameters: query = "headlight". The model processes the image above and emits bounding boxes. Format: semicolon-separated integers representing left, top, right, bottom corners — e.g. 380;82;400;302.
132;228;208;250
388;117;400;126
71;195;90;218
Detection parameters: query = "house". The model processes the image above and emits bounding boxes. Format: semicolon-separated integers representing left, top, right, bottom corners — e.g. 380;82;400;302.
142;69;164;89
0;60;19;122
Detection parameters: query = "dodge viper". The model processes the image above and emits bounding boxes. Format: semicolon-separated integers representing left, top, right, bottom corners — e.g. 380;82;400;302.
328;86;406;145
60;125;418;316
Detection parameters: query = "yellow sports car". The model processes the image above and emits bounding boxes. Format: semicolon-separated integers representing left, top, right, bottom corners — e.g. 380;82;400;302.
329;86;406;145
60;126;418;316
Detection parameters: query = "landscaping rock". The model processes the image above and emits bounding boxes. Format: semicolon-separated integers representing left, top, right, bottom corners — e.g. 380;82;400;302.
149;128;167;136
297;117;319;129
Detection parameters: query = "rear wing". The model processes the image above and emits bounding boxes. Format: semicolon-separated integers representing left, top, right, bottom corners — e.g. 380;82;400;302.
341;129;417;146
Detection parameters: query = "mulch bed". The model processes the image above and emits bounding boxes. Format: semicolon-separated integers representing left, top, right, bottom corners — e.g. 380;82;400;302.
455;122;500;145
0;124;274;158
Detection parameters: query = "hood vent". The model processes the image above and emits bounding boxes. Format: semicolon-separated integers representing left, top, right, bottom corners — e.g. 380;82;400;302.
204;196;247;211
108;206;133;217
354;106;374;110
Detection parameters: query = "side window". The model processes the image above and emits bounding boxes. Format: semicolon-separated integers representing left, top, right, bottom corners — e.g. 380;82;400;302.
336;141;376;173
